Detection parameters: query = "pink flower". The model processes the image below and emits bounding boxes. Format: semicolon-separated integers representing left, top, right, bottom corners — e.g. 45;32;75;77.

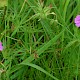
74;15;80;27
0;42;3;51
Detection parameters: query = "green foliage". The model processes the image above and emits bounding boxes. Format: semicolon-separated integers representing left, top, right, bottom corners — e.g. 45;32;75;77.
0;0;7;8
0;0;80;80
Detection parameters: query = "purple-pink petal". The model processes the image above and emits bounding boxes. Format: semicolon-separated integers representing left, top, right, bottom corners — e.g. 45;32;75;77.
75;15;80;22
0;42;3;51
74;15;80;27
75;23;80;27
74;20;80;24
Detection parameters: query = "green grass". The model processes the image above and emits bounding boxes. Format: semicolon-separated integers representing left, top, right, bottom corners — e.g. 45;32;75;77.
0;0;80;80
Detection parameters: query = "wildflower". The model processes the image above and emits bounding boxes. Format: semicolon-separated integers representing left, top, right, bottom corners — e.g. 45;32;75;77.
0;42;3;51
74;15;80;27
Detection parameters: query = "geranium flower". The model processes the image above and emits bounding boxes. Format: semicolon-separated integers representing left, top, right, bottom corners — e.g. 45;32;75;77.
74;15;80;27
0;42;3;51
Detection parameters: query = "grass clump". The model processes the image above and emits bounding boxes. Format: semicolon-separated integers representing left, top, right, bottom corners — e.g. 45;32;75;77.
0;0;80;80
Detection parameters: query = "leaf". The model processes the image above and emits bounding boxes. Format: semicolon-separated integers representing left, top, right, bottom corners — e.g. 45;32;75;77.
20;62;59;80
0;0;7;7
63;40;80;52
22;29;65;63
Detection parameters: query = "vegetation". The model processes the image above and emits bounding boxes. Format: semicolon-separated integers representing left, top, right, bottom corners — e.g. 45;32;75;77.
0;0;80;80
